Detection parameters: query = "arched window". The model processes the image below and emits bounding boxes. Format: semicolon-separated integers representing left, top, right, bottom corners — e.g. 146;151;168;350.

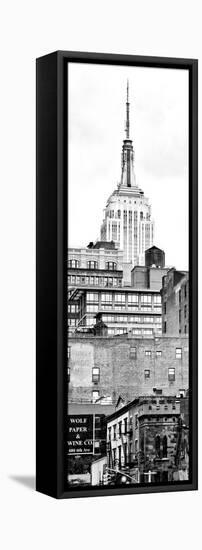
87;261;98;269
117;209;121;218
68;259;79;268
162;435;167;458
140;211;143;220
155;435;161;457
106;261;117;271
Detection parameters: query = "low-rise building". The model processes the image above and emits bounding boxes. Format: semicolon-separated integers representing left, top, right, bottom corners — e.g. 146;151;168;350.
106;394;188;483
67;241;124;332
67;334;189;405
69;286;162;335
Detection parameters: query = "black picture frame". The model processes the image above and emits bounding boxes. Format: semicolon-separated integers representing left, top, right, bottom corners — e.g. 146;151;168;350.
36;51;198;499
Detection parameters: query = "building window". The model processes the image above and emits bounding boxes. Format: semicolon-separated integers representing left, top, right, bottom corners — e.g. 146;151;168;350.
68;319;76;327
179;309;181;323
164;302;166;314
176;348;182;359
119;421;122;437
68;259;79;268
184;305;187;318
143;329;153;335
134;414;138;429
101;292;112;303
92;390;99;403
154;389;163;396
67;366;70;382
114;293;125;303
153;295;161;305
108;427;111;440
67;346;71;360
92;367;100;383
124;418;127;434
87;292;99;302
87;261;98;269
156;350;162;357
141;294;152;304
135;439;138;454
184;325;187;334
144;369;150;379
155;435;161;457
130;347;137;358
184;284;187;298
168;368;175;381
128;294;138;304
164;321;167;333
113;425;116;440
145;350;151;357
106;261;117;271
113;449;116;467
179;289;181;303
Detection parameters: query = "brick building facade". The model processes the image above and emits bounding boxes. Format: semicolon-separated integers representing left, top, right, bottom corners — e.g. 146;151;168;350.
106;395;188;484
68;334;189;405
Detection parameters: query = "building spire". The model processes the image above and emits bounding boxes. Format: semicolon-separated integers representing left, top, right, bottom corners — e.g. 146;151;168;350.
125;79;130;139
121;79;137;188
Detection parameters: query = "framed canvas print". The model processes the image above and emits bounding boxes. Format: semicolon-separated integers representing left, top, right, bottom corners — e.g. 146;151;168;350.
36;51;198;499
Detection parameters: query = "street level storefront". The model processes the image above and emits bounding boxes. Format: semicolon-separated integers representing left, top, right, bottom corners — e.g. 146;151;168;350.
66;402;114;486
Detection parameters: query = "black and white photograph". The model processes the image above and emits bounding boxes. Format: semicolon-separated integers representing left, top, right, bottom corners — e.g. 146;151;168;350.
66;62;190;490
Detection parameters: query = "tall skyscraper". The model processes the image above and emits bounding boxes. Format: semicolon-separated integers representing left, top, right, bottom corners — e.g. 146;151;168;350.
100;81;154;265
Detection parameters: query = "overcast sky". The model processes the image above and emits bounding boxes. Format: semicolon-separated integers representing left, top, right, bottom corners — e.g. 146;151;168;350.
68;63;188;270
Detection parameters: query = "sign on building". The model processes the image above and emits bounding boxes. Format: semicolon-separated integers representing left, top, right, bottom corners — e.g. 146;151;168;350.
67;415;94;455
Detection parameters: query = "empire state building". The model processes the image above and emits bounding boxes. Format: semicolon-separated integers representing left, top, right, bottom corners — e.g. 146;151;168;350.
100;82;154;265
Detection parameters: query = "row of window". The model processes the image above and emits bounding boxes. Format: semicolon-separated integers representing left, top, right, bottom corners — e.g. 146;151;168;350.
143;348;182;359
68;260;117;270
107;328;161;336
67;346;183;360
86;292;161;304
108;418;128;440
67;362;179;383
68;275;122;287
108;435;168;465
130;347;184;361
144;367;176;381
102;315;161;324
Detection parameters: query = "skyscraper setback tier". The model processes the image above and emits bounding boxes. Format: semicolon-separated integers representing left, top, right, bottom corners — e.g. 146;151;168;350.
100;81;154;265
